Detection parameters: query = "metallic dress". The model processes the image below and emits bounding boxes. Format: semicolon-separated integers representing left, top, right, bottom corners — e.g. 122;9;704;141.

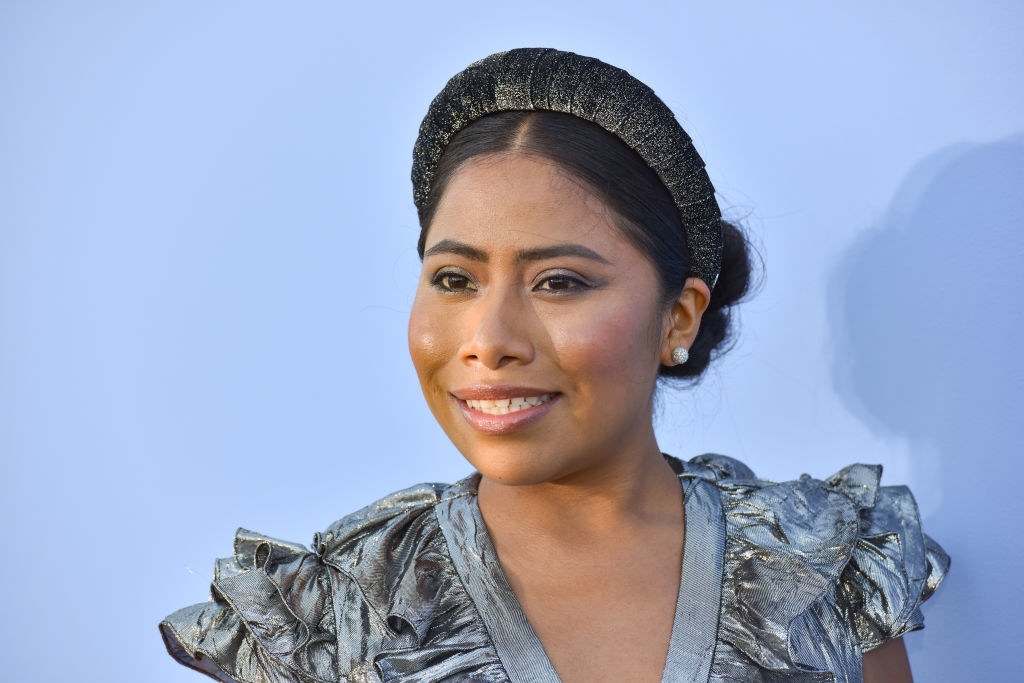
160;454;949;682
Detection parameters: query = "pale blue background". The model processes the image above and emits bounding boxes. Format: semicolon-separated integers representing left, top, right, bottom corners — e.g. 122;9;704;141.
2;1;1022;681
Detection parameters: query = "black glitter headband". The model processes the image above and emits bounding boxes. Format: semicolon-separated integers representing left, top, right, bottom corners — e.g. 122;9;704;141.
411;47;723;290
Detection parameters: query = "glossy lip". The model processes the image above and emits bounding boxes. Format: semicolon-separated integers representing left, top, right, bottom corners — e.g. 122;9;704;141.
451;385;561;435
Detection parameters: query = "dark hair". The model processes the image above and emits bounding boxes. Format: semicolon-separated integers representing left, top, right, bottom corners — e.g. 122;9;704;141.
416;110;756;383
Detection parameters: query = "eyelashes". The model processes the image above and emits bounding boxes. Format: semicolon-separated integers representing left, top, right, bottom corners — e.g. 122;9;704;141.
429;268;594;295
534;274;590;293
431;270;476;293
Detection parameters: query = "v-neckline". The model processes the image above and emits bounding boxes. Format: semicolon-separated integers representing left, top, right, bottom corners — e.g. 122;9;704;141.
434;456;726;683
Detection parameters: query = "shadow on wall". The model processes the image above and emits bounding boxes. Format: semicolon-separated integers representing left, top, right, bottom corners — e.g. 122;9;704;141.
828;134;1024;679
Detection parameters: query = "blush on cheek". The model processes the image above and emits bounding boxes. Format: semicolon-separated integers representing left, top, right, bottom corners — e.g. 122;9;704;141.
550;298;662;385
409;329;441;365
408;304;448;371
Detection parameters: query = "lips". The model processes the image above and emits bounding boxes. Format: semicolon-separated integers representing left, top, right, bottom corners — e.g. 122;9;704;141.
451;386;560;434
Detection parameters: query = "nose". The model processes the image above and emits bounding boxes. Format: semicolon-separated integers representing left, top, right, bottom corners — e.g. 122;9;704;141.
458;286;534;370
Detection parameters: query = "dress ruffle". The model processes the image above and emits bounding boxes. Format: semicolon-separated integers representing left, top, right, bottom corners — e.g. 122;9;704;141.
316;481;506;682
693;454;950;682
160;483;505;682
159;529;341;682
829;470;951;652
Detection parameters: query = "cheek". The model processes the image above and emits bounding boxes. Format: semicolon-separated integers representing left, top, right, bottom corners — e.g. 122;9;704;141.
408;293;450;381
547;295;661;387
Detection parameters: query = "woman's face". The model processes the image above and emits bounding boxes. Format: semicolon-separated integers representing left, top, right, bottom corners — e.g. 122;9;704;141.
408;153;675;486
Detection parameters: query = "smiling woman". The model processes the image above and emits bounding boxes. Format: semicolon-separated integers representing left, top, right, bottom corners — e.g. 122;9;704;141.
411;153;696;487
159;48;949;683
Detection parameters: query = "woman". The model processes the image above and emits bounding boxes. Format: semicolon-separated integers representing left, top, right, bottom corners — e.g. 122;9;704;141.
160;48;948;682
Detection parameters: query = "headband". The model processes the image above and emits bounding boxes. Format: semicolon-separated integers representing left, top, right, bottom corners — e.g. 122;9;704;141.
411;47;723;290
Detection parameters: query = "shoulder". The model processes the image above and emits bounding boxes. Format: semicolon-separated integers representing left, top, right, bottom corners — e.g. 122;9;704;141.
160;478;491;682
313;480;452;560
682;453;950;677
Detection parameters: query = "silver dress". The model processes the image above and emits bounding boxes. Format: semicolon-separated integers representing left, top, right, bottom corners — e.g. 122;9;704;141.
159;454;949;682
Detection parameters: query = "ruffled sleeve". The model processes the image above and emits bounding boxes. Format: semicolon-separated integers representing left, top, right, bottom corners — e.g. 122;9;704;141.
827;466;951;652
159;529;341;683
702;454;951;680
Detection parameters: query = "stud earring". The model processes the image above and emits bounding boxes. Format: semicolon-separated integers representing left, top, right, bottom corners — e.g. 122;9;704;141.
671;347;689;366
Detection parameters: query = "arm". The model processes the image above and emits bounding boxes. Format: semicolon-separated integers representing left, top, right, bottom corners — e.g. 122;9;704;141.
862;636;913;683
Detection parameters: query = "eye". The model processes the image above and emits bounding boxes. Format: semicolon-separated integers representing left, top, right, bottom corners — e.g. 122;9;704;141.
534;273;590;294
431;269;477;294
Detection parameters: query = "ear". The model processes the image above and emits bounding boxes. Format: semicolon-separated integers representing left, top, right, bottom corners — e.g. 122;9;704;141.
659;277;711;366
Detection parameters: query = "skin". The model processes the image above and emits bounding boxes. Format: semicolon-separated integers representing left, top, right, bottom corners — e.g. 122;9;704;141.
407;152;912;682
864;637;913;682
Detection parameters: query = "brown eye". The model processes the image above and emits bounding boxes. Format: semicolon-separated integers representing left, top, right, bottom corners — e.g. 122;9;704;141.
431;270;476;293
535;274;588;293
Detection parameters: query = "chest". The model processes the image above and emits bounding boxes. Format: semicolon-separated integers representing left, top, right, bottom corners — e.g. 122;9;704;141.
498;540;684;683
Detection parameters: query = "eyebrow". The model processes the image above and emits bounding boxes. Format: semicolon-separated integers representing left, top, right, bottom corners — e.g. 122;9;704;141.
423;239;611;265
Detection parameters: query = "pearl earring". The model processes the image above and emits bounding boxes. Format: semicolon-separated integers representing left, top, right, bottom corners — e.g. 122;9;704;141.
671;347;689;366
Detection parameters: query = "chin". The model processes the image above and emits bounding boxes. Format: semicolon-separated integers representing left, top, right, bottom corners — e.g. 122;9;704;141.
457;439;583;487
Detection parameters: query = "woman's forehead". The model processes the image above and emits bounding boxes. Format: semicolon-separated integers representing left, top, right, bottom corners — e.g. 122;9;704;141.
426;154;626;256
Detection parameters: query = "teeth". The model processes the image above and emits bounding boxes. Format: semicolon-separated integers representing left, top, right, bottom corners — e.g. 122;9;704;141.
465;394;554;415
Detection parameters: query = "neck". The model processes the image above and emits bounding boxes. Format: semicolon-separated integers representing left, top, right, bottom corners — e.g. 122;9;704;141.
476;432;683;543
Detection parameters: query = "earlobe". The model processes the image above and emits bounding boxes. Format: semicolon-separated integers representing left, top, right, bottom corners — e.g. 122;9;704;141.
661;277;711;365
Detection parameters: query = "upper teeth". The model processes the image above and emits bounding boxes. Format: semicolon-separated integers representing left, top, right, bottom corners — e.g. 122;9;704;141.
465;394;554;415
